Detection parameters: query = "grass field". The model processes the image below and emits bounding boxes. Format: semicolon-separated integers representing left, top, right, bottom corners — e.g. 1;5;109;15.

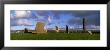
11;32;100;40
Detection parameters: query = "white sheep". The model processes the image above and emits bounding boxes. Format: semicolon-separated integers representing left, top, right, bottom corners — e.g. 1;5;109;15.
88;31;92;35
16;31;20;33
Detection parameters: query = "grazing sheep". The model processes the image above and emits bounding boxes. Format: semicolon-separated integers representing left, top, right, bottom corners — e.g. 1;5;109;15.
88;31;92;35
16;31;20;33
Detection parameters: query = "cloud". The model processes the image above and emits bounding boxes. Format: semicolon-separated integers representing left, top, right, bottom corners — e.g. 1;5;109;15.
11;10;32;19
48;16;52;23
47;23;53;25
71;10;100;17
86;25;100;30
47;10;100;20
17;19;33;26
67;17;82;25
86;14;100;26
67;11;100;26
11;19;33;26
35;16;48;23
36;11;48;16
15;11;27;18
10;10;100;30
35;10;66;20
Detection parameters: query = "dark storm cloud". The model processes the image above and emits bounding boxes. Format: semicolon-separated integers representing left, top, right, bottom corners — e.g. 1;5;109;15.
67;11;100;26
71;10;100;17
86;14;100;26
68;17;82;25
49;10;100;20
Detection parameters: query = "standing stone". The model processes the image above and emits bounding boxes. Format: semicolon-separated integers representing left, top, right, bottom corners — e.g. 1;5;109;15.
35;22;47;33
55;26;59;32
66;25;68;33
82;17;86;32
24;28;28;33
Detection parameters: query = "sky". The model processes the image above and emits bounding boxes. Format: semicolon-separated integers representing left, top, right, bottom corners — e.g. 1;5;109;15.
10;10;100;30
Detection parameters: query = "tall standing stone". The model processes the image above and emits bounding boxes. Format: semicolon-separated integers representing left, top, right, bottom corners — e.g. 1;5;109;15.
83;17;86;32
35;22;47;33
66;25;68;33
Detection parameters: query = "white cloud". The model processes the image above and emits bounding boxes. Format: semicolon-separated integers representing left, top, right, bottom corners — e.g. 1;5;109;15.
17;19;33;26
15;11;27;18
48;16;51;23
15;10;31;18
86;25;100;30
11;11;34;26
37;16;45;19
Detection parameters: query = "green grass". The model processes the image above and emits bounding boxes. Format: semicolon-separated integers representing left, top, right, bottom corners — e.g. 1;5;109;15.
11;32;100;40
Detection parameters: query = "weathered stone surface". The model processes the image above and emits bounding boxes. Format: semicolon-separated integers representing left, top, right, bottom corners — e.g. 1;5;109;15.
35;22;47;33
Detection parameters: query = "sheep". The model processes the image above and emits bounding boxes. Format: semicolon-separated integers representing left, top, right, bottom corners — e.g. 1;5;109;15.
16;31;20;33
88;31;92;35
